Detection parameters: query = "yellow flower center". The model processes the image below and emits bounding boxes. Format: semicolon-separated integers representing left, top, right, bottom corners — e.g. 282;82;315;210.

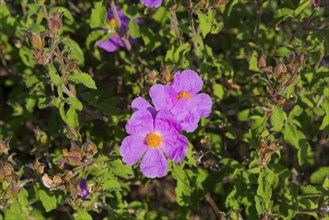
177;91;192;101
145;133;162;148
109;18;118;29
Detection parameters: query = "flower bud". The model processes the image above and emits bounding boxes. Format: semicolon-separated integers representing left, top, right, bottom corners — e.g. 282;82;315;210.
66;126;81;141
48;11;64;32
22;30;44;49
182;0;191;10
257;53;266;68
31;32;43;49
311;0;320;7
274;63;286;79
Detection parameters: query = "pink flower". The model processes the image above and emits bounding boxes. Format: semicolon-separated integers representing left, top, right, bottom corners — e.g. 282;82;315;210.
120;109;188;178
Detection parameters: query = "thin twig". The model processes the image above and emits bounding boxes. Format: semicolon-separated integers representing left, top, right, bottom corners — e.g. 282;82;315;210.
205;193;223;219
110;0;122;28
254;0;262;42
110;0;131;51
188;1;200;69
170;7;182;46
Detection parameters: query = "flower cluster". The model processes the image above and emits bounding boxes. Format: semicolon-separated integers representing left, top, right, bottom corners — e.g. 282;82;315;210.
121;70;212;178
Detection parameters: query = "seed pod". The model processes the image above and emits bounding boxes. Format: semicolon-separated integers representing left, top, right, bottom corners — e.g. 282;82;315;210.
33;49;50;65
214;0;227;7
0;137;10;154
82;138;97;159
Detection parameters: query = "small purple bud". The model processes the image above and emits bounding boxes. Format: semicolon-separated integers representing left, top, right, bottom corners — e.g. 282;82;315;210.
79;179;88;198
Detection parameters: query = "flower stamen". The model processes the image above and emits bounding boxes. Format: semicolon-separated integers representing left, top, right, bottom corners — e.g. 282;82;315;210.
177;91;192;101
145;133;162;148
109;18;118;29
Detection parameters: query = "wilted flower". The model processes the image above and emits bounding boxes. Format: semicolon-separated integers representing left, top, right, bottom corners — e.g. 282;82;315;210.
0;137;10;154
97;7;138;52
149;70;212;132
120;110;188;178
140;0;163;8
78;179;88;198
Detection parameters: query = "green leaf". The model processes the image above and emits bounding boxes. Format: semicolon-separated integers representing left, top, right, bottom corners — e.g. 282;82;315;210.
39;190;57;212
301;185;321;195
112;159;133;179
251;115;268;134
249;51;259;72
61;38;85;66
213;83;225;100
172;163;191;206
270;106;286;132
129;19;140;38
289;105;303;118
73;210;92;220
294;0;310;17
310;167;329;185
197;11;211;38
152;7;170;23
18;188;29;206
90;1;107;28
319;113;329;130
141;28;162;51
103;179;121;190
274;8;294;28
68;72;97;89
66;106;79;127
66;97;83;111
48;63;60;85
174;43;190;63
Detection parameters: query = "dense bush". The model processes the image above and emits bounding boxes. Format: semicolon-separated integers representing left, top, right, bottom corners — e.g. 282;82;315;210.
0;0;328;219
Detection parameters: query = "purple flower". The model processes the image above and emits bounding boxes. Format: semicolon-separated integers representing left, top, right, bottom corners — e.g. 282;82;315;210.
78;179;88;198
135;70;212;132
140;0;162;8
120;109;188;178
97;7;138;52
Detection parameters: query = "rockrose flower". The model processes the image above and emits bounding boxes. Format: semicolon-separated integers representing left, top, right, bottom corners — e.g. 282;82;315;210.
97;7;138;52
150;70;212;132
120;109;188;178
134;70;212;132
140;0;162;8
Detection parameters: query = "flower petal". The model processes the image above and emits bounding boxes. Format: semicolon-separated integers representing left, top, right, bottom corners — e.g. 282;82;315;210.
162;135;188;162
155;110;182;136
120;135;148;166
171;70;203;96
140;148;167;178
97;37;124;52
140;0;162;8
193;93;212;117
125;110;154;136
131;97;157;117
171;99;199;132
149;84;177;111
